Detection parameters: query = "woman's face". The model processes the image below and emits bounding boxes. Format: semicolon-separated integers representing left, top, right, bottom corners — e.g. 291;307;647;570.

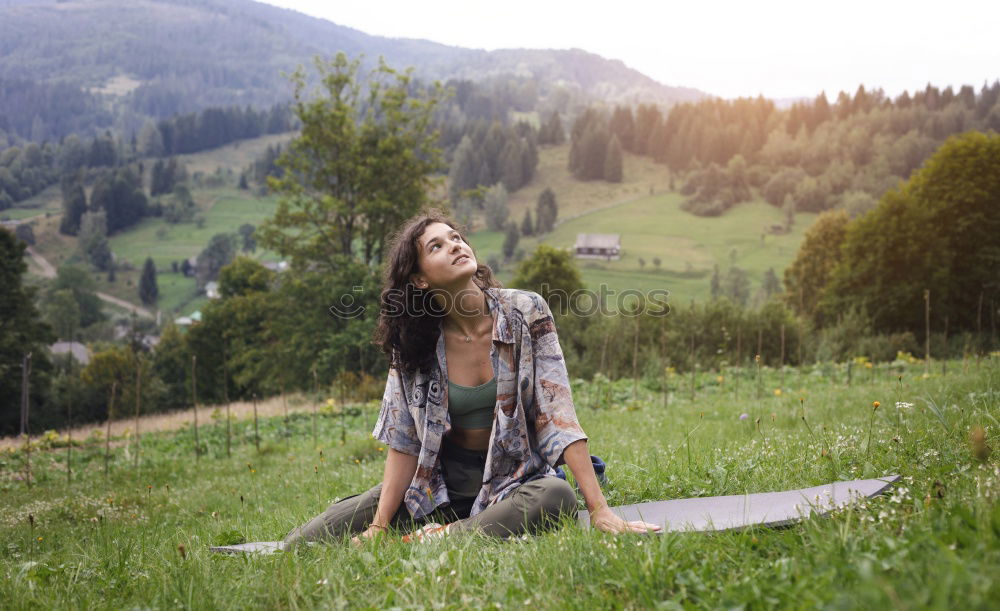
411;222;477;290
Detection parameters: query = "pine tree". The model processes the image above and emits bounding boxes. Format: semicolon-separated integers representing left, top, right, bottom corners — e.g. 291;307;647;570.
58;174;87;236
604;134;623;182
535;188;558;233
502;222;520;260
139;256;158;305
500;141;524;192
540;112;565;145
520;209;534;237
483;183;509;231
762;268;782;297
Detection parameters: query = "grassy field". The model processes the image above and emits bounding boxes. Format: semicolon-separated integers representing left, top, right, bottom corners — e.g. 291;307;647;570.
475;192;816;302
2;358;997;608
25;185;282;316
14;136;811;313
0;185;63;222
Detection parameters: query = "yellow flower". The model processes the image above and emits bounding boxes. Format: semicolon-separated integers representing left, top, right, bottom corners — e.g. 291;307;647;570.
716;376;724;383
37;536;43;542
872;401;880;409
774;388;782;396
865;362;873;369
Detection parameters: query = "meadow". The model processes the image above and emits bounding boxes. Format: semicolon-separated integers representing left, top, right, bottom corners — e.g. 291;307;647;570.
477;191;815;302
2;357;997;608
10;136;815;316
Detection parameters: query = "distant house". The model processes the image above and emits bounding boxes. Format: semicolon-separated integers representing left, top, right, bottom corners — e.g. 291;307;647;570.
174;310;203;327
205;281;220;299
574;233;622;260
50;341;91;366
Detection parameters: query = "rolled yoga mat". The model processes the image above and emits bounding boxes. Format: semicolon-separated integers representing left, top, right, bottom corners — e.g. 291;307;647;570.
210;475;900;554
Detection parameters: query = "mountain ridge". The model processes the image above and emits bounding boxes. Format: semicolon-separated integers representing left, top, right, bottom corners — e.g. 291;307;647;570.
0;0;706;120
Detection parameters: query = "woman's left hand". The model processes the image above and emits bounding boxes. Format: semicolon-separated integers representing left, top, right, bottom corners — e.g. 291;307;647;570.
589;506;662;534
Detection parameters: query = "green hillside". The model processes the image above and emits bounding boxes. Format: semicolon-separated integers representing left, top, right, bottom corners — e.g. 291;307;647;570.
12;135;813;314
473;146;815;303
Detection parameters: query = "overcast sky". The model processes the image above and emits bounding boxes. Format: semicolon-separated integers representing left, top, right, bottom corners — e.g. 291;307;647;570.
260;0;998;100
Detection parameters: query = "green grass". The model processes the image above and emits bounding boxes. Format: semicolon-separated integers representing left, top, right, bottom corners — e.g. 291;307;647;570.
2;359;998;608
107;187;280;272
474;193;816;302
0;185;62;222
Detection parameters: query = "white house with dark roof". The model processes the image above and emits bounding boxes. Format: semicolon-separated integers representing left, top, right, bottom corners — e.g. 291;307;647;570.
574;233;622;260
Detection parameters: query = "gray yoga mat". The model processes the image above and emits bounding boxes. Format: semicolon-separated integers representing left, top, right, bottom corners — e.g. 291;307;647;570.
210;475;899;554
578;475;900;532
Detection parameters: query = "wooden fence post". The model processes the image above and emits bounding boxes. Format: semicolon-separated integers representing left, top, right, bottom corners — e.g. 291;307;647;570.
191;355;200;460
224;342;231;457
252;392;260;452
924;289;931;375
21;352;31;488
133;367;142;470
942;316;948;375
779;324;786;389
105;382;116;478
311;365;319;448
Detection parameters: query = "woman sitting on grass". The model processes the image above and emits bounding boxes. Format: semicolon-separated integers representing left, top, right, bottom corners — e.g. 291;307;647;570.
283;211;661;545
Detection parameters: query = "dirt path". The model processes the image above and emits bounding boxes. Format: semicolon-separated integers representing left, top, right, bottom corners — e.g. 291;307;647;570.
25;245;155;319
0;393;326;450
25;245;56;278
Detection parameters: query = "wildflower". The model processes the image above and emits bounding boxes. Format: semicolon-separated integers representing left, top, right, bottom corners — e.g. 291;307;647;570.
739;413;749;421
895;402;914;410
865;362;873;369
774;388;782;396
755;354;761;363
716;376;724;383
872;401;880;410
37;536;43;542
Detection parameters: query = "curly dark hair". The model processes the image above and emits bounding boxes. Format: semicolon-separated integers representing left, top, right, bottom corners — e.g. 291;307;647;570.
373;209;501;374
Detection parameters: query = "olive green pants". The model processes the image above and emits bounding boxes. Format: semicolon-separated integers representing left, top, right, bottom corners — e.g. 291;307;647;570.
284;437;578;545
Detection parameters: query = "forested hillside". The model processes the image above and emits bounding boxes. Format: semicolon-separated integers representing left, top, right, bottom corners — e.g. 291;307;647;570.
0;0;704;142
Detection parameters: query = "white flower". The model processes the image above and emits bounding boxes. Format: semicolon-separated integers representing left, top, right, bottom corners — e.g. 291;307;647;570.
895;401;914;410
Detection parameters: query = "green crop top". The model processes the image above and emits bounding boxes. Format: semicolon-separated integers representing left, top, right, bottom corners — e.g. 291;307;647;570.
447;377;497;429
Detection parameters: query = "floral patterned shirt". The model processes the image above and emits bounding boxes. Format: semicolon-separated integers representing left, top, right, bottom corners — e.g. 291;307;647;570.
371;287;589;519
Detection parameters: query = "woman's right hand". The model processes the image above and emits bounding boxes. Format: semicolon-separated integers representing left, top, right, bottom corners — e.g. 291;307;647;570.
351;523;389;546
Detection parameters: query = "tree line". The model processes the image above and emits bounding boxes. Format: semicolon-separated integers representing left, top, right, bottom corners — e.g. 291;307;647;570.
783;131;999;344
569;81;1000;217
0;102;293;214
